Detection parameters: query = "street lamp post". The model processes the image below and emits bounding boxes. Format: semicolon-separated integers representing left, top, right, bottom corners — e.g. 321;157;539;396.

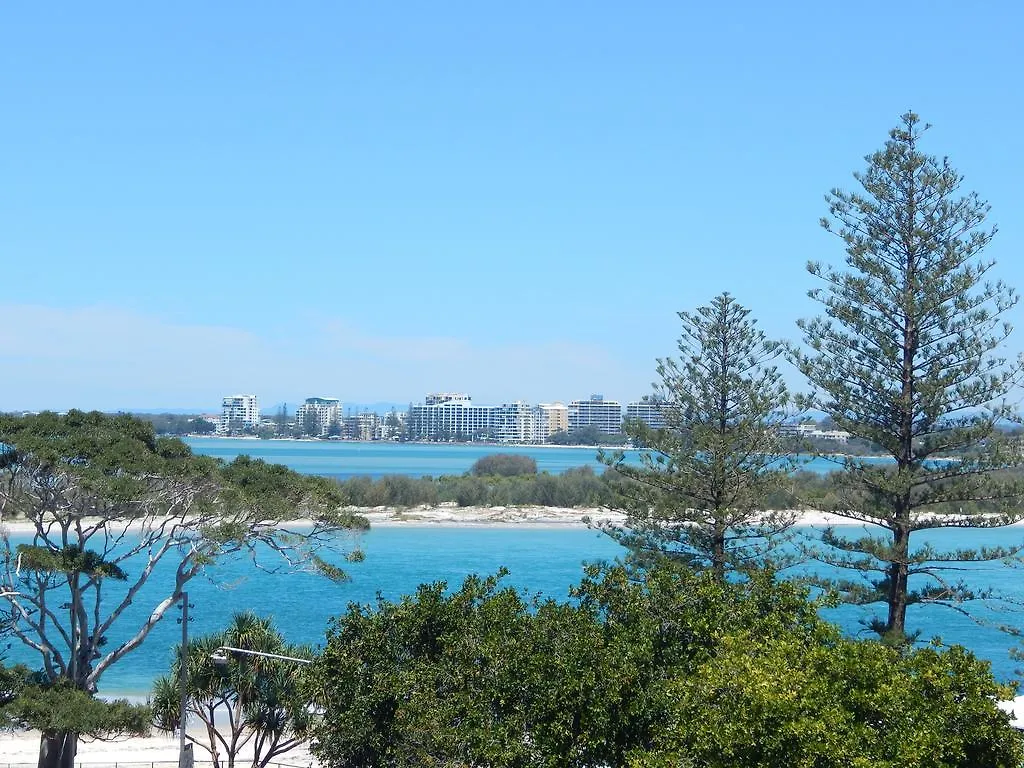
177;592;194;768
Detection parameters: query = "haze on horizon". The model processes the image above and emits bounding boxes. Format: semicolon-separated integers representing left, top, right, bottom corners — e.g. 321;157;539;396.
3;3;1023;412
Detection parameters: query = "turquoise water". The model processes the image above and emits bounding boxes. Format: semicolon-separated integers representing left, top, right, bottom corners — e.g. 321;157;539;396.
182;437;886;478
184;437;610;478
5;525;1024;696
2;527;622;696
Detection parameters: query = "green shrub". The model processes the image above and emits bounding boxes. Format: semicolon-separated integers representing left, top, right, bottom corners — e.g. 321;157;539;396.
470;454;538;477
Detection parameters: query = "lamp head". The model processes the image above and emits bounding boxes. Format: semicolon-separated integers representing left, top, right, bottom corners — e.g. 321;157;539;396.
209;649;230;668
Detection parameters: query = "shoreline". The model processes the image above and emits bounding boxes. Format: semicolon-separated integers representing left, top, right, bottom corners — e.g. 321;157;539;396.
1;507;896;534
4;505;1011;534
356;505;892;528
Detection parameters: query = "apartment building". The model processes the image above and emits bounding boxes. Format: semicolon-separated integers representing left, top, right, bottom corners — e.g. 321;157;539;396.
625;399;668;430
533;402;569;442
568;395;622;435
218;394;260;434
491;401;536;444
342;412;379;441
407;395;494;441
295;397;343;437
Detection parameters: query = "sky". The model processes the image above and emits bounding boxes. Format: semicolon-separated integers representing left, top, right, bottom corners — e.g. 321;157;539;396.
2;2;1023;412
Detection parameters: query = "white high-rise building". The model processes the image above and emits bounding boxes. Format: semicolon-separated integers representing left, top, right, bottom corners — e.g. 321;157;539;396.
407;395;493;441
219;394;260;434
625;399;668;430
295;397;343;437
568;395;622;435
492;401;536;443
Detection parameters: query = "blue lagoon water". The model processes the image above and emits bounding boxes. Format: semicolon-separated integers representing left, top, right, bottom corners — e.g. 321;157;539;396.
3;527;623;696
182;437;880;478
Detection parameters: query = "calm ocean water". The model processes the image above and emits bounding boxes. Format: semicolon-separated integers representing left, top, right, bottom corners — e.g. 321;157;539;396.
181;437;887;478
4;439;1019;696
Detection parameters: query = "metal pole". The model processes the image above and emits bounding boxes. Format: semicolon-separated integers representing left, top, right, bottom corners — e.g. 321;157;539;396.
178;592;193;768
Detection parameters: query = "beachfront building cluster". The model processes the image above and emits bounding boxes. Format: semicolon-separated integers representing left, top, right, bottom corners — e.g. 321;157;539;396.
209;392;852;445
404;393;647;443
212;391;670;443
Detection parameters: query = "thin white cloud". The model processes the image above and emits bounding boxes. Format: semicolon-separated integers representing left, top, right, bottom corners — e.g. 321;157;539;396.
0;304;650;411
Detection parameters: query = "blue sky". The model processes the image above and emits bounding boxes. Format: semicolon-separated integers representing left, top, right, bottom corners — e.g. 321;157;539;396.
2;2;1023;412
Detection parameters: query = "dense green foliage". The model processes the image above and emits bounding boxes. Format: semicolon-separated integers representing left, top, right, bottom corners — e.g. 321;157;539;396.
307;561;1022;767
0;666;150;768
0;410;366;768
334;466;614;509
548;425;627;445
135;412;216;435
470;453;538;477
329;464;918;513
152;613;312;768
790;112;1024;639
602;293;795;577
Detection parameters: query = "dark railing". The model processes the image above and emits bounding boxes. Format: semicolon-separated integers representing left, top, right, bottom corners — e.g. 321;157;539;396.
1;763;313;768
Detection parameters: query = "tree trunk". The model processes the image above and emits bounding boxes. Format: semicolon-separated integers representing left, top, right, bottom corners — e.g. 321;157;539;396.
38;731;78;768
886;525;910;640
712;526;727;582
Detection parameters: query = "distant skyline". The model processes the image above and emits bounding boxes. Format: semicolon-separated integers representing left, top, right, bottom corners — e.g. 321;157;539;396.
3;3;1024;411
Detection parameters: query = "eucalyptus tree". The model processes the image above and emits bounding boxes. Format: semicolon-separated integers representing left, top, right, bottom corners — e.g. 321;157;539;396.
791;112;1024;641
601;292;795;578
0;410;367;768
152;612;313;768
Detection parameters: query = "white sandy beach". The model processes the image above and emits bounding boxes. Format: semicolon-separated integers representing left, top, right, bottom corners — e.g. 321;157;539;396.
0;505;918;536
357;503;873;528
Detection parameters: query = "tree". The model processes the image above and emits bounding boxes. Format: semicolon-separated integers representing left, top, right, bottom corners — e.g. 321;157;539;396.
641;626;1022;767
791;112;1024;641
470;454;538;477
0;411;367;768
191;417;216;435
0;674;151;767
306;561;1023;768
273;405;289;436
301;409;320;438
151;612;313;768
601;293;794;579
570;424;607;445
384;409;403;440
